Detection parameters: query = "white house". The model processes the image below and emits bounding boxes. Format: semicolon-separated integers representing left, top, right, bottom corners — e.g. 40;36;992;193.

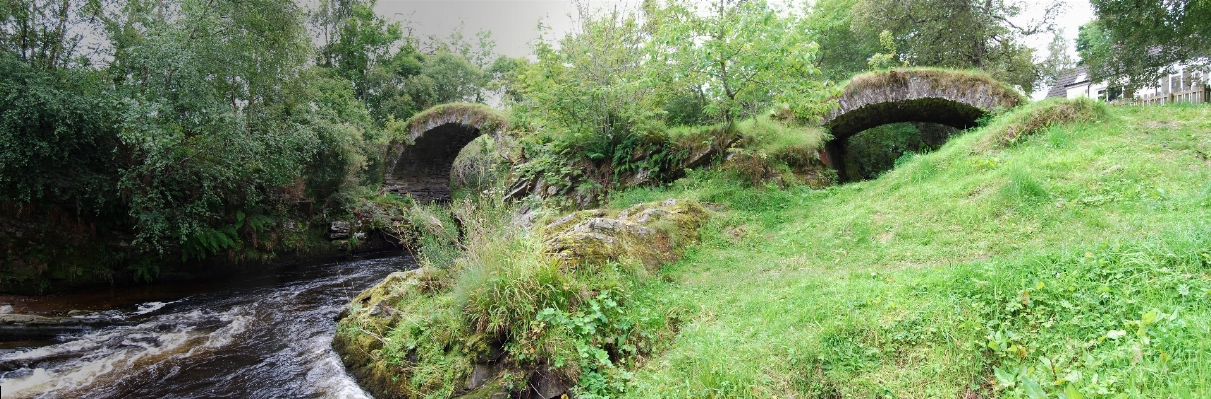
1046;63;1209;104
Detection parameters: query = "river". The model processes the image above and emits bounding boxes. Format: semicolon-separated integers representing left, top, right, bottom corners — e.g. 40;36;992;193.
0;255;414;398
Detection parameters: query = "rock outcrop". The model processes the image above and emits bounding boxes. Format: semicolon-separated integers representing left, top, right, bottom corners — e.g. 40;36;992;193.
542;199;710;268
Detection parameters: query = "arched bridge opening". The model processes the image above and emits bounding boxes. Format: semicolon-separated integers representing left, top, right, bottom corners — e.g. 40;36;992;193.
820;69;1024;181
382;104;507;203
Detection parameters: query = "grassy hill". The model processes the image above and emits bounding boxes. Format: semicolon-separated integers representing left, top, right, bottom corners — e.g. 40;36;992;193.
336;102;1211;399
607;102;1211;398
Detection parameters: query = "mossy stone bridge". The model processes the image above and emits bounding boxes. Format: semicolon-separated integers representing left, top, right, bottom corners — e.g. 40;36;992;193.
382;70;1024;201
381;104;507;202
820;69;1025;180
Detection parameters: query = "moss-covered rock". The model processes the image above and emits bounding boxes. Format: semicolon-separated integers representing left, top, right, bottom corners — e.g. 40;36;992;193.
333;199;711;398
542;199;710;269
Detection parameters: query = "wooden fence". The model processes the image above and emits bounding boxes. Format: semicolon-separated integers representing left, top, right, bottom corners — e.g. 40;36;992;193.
1136;88;1209;105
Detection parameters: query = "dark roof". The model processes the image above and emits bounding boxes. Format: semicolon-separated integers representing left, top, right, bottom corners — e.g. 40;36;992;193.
1046;66;1088;98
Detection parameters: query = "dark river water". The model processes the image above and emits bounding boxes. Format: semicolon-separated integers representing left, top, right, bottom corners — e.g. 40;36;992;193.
0;255;414;398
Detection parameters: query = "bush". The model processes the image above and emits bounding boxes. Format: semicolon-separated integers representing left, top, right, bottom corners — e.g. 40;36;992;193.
0;54;123;218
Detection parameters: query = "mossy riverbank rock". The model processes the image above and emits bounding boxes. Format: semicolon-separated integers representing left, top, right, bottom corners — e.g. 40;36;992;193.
333;199;711;399
542;199;710;269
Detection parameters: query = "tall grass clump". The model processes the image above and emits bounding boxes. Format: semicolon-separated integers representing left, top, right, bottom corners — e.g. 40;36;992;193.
666;110;832;187
999;167;1050;205
336;193;696;398
976;98;1107;151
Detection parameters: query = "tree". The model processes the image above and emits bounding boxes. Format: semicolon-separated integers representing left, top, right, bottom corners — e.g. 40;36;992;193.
1083;0;1210;85
405;51;485;108
650;0;831;124
103;0;353;252
0;52;121;216
803;0;881;82
515;2;658;142
1037;32;1076;89
313;0;401;101
0;0;106;69
851;0;1063;94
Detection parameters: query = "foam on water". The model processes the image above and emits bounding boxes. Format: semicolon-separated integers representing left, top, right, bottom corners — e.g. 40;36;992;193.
0;256;410;399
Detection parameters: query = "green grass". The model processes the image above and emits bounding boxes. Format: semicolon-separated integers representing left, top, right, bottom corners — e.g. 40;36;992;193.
605;104;1211;398
975;98;1107;152
391;102;509;142
665;111;829;157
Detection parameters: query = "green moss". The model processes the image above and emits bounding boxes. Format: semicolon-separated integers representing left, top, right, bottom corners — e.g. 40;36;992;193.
542;199;710;269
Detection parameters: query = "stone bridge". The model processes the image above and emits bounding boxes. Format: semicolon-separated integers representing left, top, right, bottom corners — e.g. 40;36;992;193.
820;69;1025;180
381;104;507;202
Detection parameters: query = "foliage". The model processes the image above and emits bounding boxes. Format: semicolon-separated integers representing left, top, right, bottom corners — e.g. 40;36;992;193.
0;53;121;216
866;30;902;70
504;1;837;206
803;0;881;82
105;0;326;252
1083;0;1211;86
847;122;957;180
649;0;833;123
0;0;434;285
0;0;105;69
0;0;505;282
850;0;1063;94
313;0;401;100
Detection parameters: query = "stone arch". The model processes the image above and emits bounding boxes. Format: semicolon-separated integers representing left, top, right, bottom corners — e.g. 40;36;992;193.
382;104;508;202
820;69;1024;180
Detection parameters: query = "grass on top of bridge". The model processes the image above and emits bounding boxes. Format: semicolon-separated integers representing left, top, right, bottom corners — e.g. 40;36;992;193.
607;103;1211;398
840;67;1027;106
392;102;509;142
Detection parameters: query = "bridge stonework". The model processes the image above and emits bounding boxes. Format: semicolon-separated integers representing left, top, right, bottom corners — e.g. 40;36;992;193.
382;105;506;202
820;70;1024;180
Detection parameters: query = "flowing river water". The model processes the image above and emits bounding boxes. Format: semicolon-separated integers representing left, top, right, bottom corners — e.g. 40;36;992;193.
0;255;414;398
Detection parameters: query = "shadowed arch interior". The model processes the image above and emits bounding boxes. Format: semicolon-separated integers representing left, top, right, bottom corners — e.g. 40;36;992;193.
385;123;481;202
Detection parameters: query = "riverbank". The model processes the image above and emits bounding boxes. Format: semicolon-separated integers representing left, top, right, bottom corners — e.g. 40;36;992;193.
0;191;460;295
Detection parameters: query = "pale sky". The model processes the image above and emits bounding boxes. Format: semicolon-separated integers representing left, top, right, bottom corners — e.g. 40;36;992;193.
374;1;577;57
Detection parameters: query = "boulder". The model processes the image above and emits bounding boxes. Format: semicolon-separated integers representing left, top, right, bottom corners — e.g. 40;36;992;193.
542;199;710;268
329;221;352;240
